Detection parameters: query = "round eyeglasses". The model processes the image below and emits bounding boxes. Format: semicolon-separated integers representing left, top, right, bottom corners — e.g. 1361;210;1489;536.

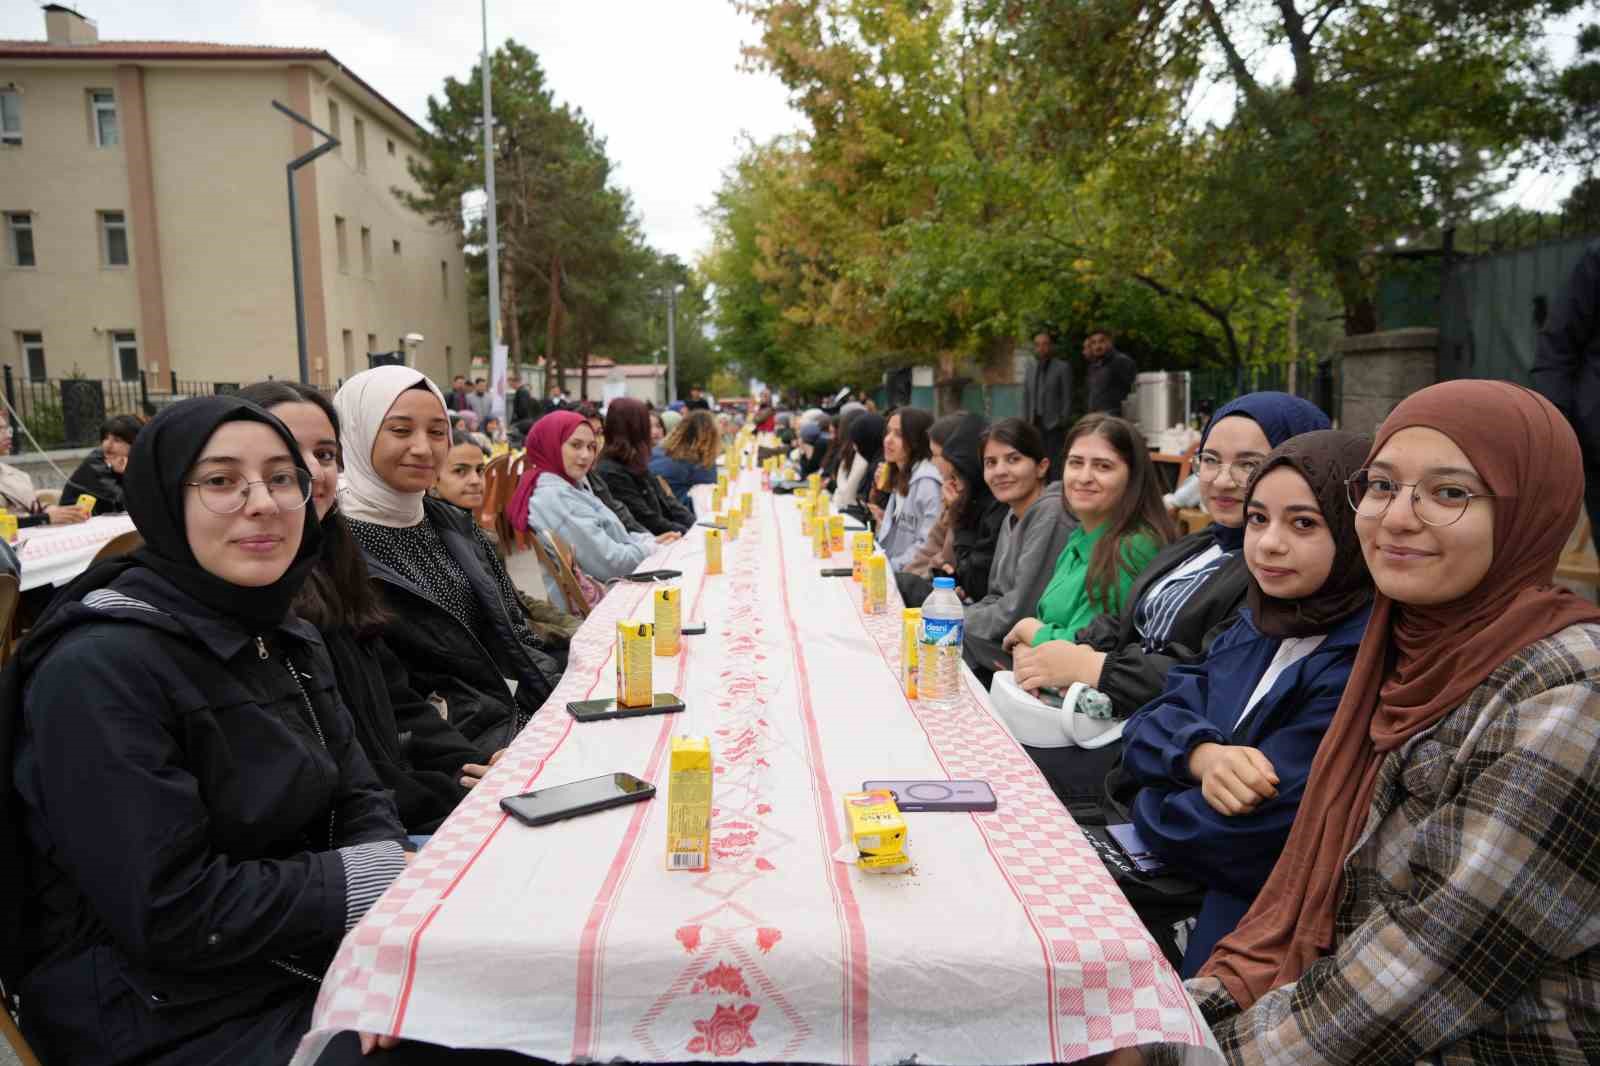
1195;454;1262;485
183;469;314;515
1345;468;1499;527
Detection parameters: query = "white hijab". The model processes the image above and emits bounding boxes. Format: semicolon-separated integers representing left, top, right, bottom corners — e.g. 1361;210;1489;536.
333;365;449;527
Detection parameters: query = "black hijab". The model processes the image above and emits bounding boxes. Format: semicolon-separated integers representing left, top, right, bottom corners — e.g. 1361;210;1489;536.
123;395;324;631
935;412;995;530
1242;429;1374;638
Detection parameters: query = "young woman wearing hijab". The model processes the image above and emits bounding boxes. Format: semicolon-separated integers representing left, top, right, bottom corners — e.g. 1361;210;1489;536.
334;366;561;751
1118;380;1600;1066
1012;392;1329;821
510;410;677;589
240;383;494;835
896;412;1008;608
835;411;886;520
1105;430;1374;976
594;397;695;535
2;397;408;1065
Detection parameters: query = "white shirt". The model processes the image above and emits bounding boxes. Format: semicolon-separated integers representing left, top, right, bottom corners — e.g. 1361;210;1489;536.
1142;543;1225;603
1235;634;1327;731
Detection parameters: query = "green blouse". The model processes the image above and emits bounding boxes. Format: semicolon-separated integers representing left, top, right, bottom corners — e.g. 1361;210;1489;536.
1029;522;1161;646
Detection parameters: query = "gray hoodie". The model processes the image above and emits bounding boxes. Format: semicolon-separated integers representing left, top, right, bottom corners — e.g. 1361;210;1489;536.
879;458;944;571
963;483;1077;671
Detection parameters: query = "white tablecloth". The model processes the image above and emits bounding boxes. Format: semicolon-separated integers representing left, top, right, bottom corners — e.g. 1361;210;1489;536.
13;513;137;590
296;474;1219;1065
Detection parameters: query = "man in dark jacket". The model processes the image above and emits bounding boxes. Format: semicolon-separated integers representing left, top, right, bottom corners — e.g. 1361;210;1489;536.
508;372;536;424
1084;327;1138;415
1023;329;1073;481
685;385;712;411
1534;241;1600;536
445;374;472;413
60;413;140;514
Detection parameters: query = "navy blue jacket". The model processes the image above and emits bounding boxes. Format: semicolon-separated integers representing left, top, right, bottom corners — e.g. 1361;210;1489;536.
1119;603;1371;975
648;452;716;508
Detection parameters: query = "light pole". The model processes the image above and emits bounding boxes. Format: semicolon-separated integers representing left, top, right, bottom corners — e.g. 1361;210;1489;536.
272;100;338;384
481;0;502;376
666;284;679;403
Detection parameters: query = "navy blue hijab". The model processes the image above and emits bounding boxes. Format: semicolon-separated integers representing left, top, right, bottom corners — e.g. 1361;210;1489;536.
1197;391;1330;550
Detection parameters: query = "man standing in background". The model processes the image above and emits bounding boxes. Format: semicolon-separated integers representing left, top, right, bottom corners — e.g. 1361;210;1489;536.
467;377;493;424
1084;328;1137;415
508;373;535;424
1023;327;1073;481
1533;241;1600;536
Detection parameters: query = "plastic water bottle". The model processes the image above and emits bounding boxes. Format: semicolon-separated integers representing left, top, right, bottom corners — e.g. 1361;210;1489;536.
918;577;964;708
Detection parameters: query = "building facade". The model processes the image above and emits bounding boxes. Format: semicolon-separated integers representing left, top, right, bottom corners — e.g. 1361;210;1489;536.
0;5;468;398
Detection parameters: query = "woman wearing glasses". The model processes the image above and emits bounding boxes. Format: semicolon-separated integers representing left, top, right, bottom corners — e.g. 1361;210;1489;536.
1119;379;1600;1065
1012;392;1329;820
2;396;408;1065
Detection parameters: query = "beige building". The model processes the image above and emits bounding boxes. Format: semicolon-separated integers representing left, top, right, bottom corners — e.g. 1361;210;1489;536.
0;4;469;400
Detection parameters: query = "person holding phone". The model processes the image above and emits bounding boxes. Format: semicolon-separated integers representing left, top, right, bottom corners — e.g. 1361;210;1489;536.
1107;430;1374;974
1;396;408;1065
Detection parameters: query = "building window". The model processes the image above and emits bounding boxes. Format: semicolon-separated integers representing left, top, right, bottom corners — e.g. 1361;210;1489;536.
386;138;395;156
100;210;128;266
18;332;45;379
90;90;118;147
0;90;20;146
335;216;348;272
5;212;34;267
342;329;354;377
440;260;448;300
366;332;377;357
445;344;453;367
328;98;341;153
392;238;401;256
360;226;372;275
354;117;367;171
111;331;138;382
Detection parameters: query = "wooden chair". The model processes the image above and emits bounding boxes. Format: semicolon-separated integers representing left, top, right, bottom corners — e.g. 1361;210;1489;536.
479;452;516;531
1;1001;43;1066
527;530;590;619
90;530;143;565
1556;514;1600;589
1175;507;1211;536
0;573;19;669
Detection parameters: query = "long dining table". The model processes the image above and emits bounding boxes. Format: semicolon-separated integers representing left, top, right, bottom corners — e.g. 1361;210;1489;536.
294;471;1221;1065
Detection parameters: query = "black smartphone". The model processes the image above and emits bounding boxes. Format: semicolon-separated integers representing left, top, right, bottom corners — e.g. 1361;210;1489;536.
1105;823;1168;875
681;623;708;636
500;772;656;827
622;569;684;583
695;520;727;530
567;693;687;722
820;567;854;577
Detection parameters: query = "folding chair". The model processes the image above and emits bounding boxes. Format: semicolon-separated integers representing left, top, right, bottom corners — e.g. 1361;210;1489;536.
1556;514;1600;596
527;531;590;619
1;1001;43;1066
478;452;515;531
0;574;20;669
89;530;143;565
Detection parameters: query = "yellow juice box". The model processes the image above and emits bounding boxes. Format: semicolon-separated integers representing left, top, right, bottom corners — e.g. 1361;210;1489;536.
812;519;830;558
852;532;874;583
799;506;814;538
705;527;723;575
865;553;888;614
0;512;16;542
727;506;743;541
842;790;908;857
717;472;729;495
828;514;845;554
807;472;821;494
492;440;509;457
711;488;725;514
814;490;830;517
76;493;97;515
901;608;921;699
741;491;753;515
615;620;655;708
654;586;680;657
667;736;713;871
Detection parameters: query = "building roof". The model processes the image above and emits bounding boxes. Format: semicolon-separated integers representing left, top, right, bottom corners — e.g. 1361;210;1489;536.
0;39;426;136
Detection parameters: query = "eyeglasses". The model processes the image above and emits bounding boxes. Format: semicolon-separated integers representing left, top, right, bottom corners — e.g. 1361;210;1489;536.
183;469;314;515
1345;468;1499;527
1195;454;1262;485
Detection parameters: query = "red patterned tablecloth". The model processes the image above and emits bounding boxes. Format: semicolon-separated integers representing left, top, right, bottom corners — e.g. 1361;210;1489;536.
293;475;1219;1065
13;513;136;590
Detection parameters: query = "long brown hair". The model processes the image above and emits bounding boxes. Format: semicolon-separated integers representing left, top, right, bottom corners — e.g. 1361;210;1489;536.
601;396;653;473
237;380;391;635
1063;413;1176;609
884;407;934;496
663;410;720;468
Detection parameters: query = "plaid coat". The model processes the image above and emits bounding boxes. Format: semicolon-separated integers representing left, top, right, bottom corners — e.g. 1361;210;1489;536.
1166;621;1600;1065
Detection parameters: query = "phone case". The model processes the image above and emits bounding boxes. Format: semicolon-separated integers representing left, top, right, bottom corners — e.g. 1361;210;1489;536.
500;775;656;827
860;780;998;812
567;695;686;722
1105;823;1168;873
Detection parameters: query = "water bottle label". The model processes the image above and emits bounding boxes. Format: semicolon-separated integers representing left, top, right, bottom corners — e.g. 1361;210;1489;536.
921;616;963;647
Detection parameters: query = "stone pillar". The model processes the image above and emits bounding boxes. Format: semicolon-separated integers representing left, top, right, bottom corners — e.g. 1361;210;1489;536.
1336;328;1439;434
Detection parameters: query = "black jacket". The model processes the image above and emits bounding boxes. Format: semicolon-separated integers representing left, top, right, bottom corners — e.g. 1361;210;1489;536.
1086;349;1138;414
59;449;125;514
594;458;693;535
360;497;559;751
510;385;536;424
587;469;649;535
952;496;1008;602
323;626;483;834
1073;528;1250;718
9;565;406;1066
1534;241;1600;466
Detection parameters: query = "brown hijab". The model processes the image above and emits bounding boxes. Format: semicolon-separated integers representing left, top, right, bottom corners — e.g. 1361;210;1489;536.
1243;430;1375;638
1201;380;1600;1007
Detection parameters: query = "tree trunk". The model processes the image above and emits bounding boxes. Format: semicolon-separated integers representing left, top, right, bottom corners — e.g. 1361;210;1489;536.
1331;254;1379;335
503;246;522;364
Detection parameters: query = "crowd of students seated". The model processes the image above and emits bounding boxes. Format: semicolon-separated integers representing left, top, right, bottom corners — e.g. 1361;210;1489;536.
3;370;1598;1065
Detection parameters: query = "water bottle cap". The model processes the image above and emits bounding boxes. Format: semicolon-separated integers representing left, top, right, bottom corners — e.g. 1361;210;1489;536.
932;576;956;589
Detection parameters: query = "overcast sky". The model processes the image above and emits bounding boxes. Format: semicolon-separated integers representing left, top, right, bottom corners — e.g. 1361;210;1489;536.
0;0;804;266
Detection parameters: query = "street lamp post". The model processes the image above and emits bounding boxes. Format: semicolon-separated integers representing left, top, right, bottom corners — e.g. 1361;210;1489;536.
272;100;338;385
666;285;678;404
481;0;502;379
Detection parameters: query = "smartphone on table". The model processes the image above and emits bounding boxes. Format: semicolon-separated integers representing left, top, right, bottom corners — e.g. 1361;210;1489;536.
567;694;686;722
860;779;997;812
622;569;684;583
500;772;656;827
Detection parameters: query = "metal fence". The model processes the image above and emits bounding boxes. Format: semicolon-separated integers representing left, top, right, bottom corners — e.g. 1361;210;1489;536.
1;368;242;451
1189;357;1340;423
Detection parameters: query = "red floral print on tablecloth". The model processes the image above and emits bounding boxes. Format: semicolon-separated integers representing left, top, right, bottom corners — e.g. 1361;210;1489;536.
687;1003;760;1056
